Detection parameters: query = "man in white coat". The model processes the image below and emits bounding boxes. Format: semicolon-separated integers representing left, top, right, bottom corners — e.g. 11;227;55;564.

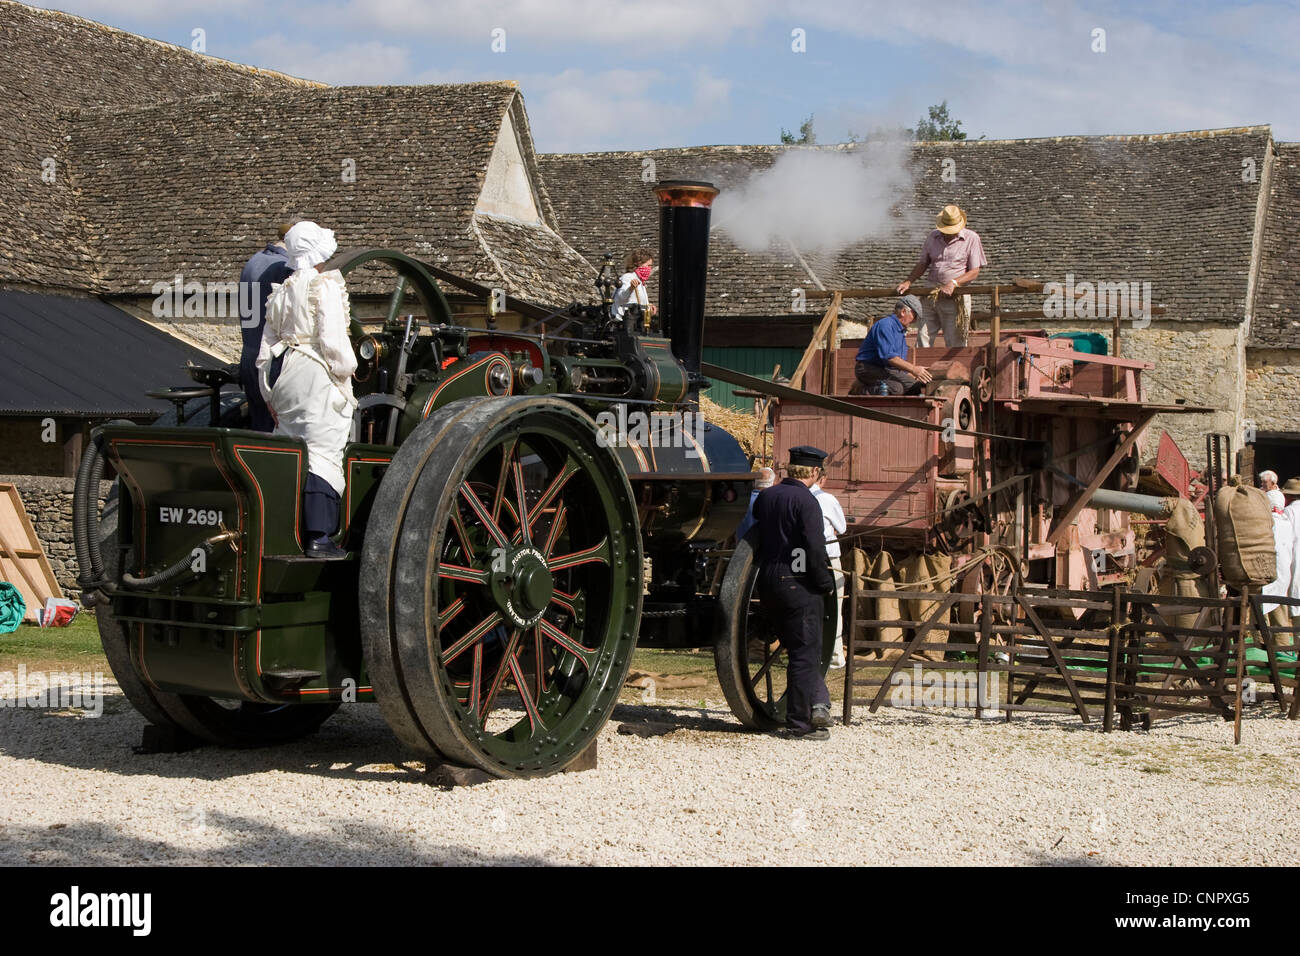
811;467;848;668
257;221;357;559
1260;470;1285;512
1262;504;1295;630
1283;478;1300;622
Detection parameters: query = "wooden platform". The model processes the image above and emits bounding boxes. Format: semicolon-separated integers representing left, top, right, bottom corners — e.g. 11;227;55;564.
0;483;63;622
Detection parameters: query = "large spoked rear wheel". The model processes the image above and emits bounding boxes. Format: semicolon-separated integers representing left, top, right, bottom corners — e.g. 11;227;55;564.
714;532;835;730
360;397;643;778
96;482;339;747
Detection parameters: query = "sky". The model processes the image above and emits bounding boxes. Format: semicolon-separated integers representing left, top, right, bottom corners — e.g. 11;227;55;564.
33;0;1300;151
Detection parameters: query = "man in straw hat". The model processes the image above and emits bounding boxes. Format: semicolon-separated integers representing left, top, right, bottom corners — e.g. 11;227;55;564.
896;204;988;348
238;217;301;431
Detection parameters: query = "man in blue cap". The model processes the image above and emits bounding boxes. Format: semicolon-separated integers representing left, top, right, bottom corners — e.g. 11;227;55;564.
751;445;837;739
238;218;299;431
854;294;933;396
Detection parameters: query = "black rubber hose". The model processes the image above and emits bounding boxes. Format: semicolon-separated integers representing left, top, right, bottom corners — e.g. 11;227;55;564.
120;531;235;591
74;430;107;603
73;420;134;607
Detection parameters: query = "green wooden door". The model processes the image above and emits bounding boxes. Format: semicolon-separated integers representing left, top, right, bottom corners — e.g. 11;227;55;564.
702;346;803;411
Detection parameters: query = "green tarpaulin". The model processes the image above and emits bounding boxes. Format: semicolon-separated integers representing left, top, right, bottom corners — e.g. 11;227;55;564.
0;582;25;633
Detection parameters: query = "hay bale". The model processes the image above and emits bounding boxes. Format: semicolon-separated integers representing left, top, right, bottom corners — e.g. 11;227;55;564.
699;394;761;460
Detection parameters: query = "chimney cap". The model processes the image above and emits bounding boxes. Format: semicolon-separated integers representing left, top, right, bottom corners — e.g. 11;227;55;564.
655;180;718;208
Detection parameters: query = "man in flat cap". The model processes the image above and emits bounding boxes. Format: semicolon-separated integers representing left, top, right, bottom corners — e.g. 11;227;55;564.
855;295;932;396
896;203;987;347
238;217;300;431
750;445;837;739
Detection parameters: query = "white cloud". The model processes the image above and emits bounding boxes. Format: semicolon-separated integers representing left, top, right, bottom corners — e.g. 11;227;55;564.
306;0;771;48
34;0;258;19
244;35;413;85
522;67;732;151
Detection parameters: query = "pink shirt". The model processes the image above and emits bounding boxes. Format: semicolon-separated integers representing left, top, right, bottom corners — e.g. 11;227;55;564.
920;228;987;285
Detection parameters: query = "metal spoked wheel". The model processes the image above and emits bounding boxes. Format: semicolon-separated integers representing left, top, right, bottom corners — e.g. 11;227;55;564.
714;532;835;730
955;548;1022;628
360;396;642;778
96;482;339;747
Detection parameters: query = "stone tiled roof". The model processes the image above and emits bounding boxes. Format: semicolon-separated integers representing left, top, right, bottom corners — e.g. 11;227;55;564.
1250;143;1300;347
539;147;839;317
541;128;1273;323
0;0;316;292
1;2;595;310
68;84;595;308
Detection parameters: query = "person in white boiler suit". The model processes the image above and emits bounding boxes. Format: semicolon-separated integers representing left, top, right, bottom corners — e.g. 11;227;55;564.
811;468;848;669
1282;479;1300;623
257;221;357;559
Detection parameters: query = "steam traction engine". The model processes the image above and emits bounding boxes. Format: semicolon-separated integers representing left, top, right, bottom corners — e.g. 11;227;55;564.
75;182;817;779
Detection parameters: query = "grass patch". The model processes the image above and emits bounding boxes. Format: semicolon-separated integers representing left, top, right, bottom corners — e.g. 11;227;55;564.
0;615;107;671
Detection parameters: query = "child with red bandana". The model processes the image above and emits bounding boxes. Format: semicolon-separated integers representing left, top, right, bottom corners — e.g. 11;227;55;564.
612;246;658;321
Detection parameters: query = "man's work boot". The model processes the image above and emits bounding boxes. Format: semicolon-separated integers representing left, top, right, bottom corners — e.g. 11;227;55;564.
306;536;347;559
811;703;832;729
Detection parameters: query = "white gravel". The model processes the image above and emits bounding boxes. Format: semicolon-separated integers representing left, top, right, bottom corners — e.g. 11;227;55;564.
1;684;1297;866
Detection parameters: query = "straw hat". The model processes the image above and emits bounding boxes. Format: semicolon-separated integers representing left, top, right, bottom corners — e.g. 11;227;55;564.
935;204;966;235
1281;478;1300;495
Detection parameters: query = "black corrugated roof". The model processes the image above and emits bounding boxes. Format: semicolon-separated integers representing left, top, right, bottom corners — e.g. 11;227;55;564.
0;291;219;417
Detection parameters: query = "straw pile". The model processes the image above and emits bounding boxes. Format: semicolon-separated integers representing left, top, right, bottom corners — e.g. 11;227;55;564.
699;394;762;461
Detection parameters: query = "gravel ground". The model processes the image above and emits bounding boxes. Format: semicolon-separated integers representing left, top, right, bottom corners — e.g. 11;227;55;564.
1;682;1296;866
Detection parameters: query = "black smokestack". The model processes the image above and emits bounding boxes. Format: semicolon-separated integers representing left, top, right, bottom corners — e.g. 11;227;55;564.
655;180;718;390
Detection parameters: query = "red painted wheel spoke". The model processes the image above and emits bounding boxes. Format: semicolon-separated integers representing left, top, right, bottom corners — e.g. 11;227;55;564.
438;596;467;628
449;506;476;561
458;482;509;549
490;437;519;527
543;503;568;558
512;457;531;545
551;586;579;615
549;537;609;572
533;625;547;697
540;617;596;669
528;456;580;531
437;561;489;585
479;626;524;719
442;610;502;665
469;644;483;715
508;655;545;735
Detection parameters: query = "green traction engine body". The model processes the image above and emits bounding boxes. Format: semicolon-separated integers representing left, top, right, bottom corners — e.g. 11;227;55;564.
77;183;833;776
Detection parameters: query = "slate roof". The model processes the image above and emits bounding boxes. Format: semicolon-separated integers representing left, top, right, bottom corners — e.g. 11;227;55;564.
541;128;1273;323
1250;143;1300;347
66;83;596;308
0;291;218;417
66;83;592;305
0;0;315;293
1;2;596;311
539;146;841;317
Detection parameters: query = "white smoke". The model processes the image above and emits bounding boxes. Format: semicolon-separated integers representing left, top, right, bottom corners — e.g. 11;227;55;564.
711;138;921;255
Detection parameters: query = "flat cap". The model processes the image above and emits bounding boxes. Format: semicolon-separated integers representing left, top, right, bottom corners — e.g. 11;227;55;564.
789;445;828;467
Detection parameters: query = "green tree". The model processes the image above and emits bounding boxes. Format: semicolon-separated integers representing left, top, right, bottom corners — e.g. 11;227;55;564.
913;101;968;141
780;114;816;145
